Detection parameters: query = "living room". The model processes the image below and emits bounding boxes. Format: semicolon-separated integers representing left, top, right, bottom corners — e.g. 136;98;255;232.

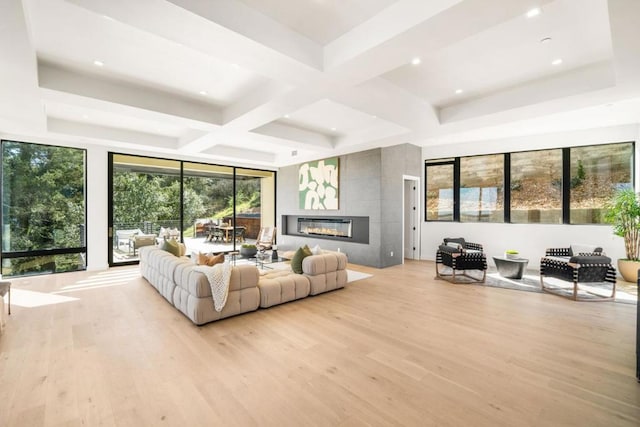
1;0;639;425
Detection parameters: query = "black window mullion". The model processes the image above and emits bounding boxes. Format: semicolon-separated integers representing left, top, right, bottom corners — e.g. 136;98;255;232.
453;158;460;221
504;153;511;223
562;147;571;224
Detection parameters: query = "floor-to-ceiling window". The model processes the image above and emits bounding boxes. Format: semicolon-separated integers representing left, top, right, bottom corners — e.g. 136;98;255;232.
1;140;87;277
110;154;181;265
109;154;276;265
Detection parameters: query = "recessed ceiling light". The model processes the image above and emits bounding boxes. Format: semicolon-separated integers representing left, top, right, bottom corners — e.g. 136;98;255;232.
82;114;89;119
284;114;290;118
455;89;463;94
540;37;552;44
330;127;337;131
199;90;208;95
551;58;563;65
411;57;421;65
372;115;377;119
102;15;114;21
526;8;541;18
93;60;104;67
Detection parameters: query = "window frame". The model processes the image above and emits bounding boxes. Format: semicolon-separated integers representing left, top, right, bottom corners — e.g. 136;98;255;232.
424;141;635;225
1;139;88;277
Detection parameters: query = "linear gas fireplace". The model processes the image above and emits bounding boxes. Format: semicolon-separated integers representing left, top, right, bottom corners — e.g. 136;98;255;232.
283;215;369;244
298;217;352;238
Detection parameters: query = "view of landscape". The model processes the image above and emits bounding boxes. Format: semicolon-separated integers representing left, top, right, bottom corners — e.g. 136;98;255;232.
426;142;633;223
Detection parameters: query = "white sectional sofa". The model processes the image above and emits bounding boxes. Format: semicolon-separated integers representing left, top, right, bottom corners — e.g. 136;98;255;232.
139;246;348;325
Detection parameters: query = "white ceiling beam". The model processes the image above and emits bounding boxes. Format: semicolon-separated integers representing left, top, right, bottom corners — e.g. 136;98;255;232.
440;61;617;123
168;0;323;70
324;0;463;70
608;0;640;88
251;122;334;148
201;144;274;165
39;62;222;125
66;0;323;87
41;87;218;133
0;0;45;133
47;117;178;148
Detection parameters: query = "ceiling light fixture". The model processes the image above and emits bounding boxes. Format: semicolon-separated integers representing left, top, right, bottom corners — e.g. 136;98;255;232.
411;57;421;65
526;7;541;18
551;58;563;65
455;89;463;94
540;37;552;44
93;60;104;67
330;127;337;131
199;90;208;95
284;114;290;118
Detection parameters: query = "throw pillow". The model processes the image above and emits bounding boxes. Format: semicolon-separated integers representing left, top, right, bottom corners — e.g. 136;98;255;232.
569;243;601;256
291;246;311;274
206;253;225;267
161;238;181;257
310;244;322;255
197;252;209;265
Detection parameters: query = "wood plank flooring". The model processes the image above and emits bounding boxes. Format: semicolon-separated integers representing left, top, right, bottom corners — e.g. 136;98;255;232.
0;260;638;426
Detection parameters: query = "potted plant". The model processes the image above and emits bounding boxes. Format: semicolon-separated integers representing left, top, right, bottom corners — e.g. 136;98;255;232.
604;187;640;282
504;249;520;260
240;243;257;258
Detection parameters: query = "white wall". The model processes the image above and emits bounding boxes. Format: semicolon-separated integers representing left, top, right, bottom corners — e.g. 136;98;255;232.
420;124;638;269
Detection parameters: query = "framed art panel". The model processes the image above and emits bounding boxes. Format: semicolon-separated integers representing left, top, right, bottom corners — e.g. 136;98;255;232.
299;157;339;209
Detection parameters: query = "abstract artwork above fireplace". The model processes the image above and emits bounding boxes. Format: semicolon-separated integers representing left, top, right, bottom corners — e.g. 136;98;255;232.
298;157;339;210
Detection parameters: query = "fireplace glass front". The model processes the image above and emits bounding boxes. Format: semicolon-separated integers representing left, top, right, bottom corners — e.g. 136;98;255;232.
297;217;352;238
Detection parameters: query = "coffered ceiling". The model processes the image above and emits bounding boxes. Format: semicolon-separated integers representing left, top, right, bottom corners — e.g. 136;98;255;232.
1;0;639;168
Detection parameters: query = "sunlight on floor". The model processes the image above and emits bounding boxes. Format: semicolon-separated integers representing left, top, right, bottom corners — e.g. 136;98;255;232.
54;268;140;294
11;288;78;308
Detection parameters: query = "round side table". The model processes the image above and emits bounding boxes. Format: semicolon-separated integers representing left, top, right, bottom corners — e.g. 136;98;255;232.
492;256;529;279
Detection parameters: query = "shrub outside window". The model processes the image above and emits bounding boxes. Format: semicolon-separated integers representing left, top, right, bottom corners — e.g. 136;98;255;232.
570;142;633;224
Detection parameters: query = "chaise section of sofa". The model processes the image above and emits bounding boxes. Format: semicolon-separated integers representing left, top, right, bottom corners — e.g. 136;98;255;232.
303;252;348;295
139;246;260;325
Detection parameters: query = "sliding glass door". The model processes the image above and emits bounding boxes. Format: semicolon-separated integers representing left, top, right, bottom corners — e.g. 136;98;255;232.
109;153;276;265
110;154;180;265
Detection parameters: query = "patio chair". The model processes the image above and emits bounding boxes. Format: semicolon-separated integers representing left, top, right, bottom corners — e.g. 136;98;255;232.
256;226;276;251
539;245;617;301
129;233;156;255
234;226;246;243
436;237;487;283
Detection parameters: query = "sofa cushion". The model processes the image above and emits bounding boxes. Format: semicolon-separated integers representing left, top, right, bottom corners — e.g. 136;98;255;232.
569;255;611;264
291;246;312;274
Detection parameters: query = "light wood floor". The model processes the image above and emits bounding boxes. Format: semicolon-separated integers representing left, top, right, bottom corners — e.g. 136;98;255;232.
0;260;638;426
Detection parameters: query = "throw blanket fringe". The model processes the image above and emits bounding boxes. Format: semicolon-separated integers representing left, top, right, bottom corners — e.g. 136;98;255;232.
195;261;232;312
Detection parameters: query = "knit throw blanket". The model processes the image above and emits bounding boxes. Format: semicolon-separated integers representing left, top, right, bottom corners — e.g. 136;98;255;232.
195;261;232;312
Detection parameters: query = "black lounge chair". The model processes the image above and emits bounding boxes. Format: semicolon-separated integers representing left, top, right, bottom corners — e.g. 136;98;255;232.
539;246;617;301
436;237;487;283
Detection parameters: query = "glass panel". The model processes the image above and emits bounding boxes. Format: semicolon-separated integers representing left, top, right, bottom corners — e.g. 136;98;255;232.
426;164;454;221
570;142;633;224
183;162;234;254
112;154;180;263
2;140;86;277
460;154;504;222
510;149;562;224
235;168;276;249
